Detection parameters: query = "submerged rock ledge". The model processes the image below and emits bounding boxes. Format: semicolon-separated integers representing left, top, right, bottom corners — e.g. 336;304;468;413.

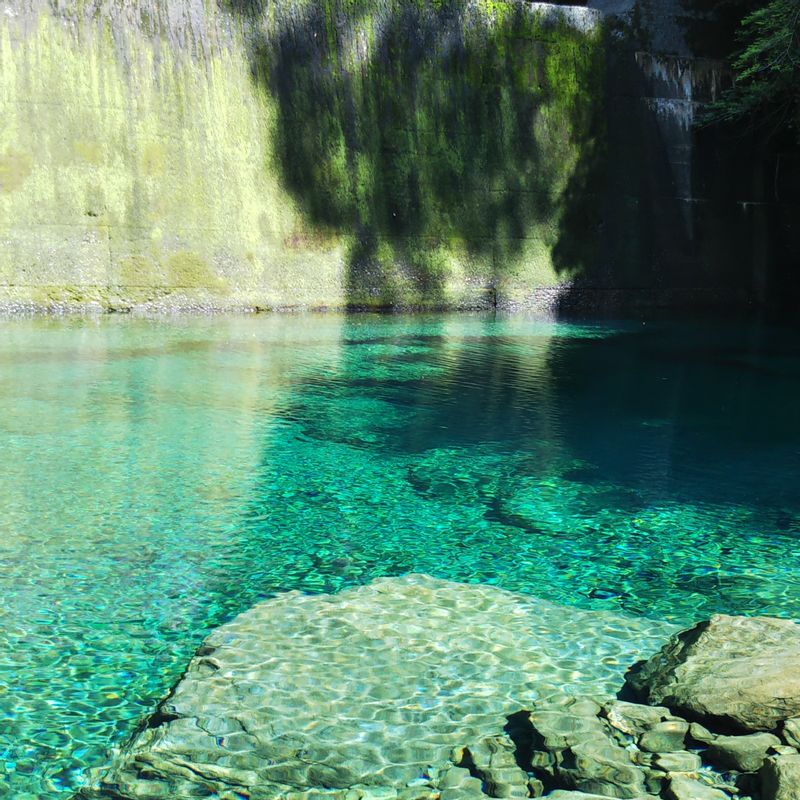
76;576;800;800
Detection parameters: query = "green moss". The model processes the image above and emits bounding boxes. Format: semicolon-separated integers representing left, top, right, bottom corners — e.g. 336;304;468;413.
260;0;606;303
0;0;605;310
73;140;104;165
118;255;157;287
0;149;33;193
166;251;227;291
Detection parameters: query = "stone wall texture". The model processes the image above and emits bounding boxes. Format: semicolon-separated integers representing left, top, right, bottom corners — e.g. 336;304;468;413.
0;0;797;312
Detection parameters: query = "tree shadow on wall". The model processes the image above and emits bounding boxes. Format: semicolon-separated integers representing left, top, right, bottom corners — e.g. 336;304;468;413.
230;0;604;308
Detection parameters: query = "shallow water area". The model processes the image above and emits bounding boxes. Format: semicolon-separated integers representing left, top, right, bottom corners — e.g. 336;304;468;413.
0;311;799;797
81;575;679;799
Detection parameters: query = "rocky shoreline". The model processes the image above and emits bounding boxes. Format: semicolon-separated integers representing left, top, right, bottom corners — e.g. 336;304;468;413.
76;578;800;800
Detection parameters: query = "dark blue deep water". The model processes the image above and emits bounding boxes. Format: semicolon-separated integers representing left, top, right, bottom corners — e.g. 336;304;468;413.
0;313;798;796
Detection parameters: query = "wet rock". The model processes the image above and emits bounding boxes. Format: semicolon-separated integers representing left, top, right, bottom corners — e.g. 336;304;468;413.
528;699;608;755
626;614;800;732
772;746;800;757
527;778;545;797
557;738;648;798
603;700;679;737
438;766;485;800
760;753;800;800
637;721;689;753
526;697;649;798
663;775;731;800
650;751;703;773
705;732;781;773
462;734;530;798
782;718;800;749
77;576;675;800
641;770;668;796
688;722;717;746
546;793;654;800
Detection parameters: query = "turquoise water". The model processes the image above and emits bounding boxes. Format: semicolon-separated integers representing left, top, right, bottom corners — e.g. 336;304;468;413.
0;312;798;797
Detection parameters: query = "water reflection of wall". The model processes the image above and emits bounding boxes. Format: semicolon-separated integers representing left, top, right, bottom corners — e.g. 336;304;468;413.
238;314;574;594
543;320;800;512
0;313;348;795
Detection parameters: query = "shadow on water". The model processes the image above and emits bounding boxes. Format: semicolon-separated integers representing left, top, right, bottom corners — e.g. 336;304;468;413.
231;315;800;623
543;320;800;509
227;0;604;308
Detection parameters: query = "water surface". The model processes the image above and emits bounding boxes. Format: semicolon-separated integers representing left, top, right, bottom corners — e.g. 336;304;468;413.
0;312;798;797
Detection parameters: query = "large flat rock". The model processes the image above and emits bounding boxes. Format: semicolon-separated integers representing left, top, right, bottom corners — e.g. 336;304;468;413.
626;614;800;733
78;575;676;799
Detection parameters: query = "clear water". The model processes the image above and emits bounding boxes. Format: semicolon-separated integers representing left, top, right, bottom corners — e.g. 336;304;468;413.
0;312;798;798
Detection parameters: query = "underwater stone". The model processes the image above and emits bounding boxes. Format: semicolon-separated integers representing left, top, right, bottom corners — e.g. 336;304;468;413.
557;738;649;797
626;615;800;732
705;732;782;773
462;734;530;798
650;751;703;773
603;700;680;737
761;754;800;800
527;777;545;797
545;793;654;800
437;766;485;800
664;776;730;800
76;575;674;799
782;718;800;749
663;775;731;800
637;721;689;753
526;696;649;798
772;746;800;757
688;722;717;746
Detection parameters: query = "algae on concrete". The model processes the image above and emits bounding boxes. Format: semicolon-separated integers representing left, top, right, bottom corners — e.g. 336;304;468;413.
0;0;605;311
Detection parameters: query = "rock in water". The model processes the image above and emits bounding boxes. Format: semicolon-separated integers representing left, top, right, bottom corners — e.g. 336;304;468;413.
76;575;675;800
637;720;689;753
524;696;651;798
625;614;800;733
761;754;800;800
546;793;653;800
663;775;730;800
603;700;679;737
704;732;781;772
783;718;800;749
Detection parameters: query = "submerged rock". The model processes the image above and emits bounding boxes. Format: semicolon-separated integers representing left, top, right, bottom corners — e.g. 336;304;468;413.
637;720;689;753
704;732;781;773
649;751;702;773
76;575;675;800
80;586;800;800
625;614;800;733
457;734;530;798
782;718;800;749
546;793;653;800
688;722;717;746
524;696;652;798
761;753;800;800
603;700;679;738
663;775;730;800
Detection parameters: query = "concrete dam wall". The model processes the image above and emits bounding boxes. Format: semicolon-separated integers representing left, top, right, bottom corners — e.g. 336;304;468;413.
0;0;796;312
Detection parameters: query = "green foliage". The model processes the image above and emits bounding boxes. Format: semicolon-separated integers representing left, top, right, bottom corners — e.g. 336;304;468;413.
707;0;800;136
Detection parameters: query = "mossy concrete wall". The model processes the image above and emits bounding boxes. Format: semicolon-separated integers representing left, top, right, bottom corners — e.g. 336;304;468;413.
0;0;605;311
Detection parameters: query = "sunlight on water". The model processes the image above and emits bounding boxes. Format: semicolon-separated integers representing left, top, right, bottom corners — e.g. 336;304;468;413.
0;312;798;797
